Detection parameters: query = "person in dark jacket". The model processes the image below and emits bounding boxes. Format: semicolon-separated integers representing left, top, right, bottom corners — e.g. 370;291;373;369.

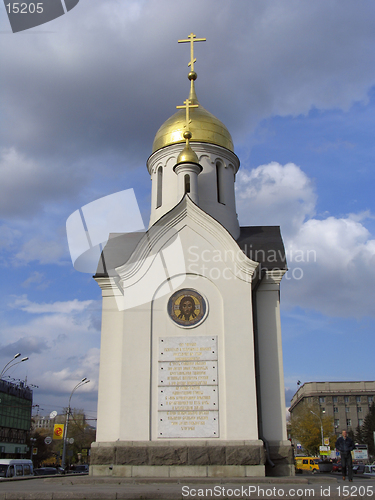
335;430;355;481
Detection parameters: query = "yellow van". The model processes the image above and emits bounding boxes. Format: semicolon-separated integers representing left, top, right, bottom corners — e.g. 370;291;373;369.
295;456;319;474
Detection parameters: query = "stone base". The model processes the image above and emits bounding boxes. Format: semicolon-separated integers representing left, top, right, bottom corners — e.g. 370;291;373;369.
90;464;265;478
90;440;266;478
265;441;295;477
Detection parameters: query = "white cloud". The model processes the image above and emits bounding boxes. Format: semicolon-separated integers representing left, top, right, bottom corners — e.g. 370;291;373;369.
236;162;316;237
13;236;68;265
0;297;101;410
1;2;375;184
236;162;375;318
10;295;95;315
0;147;87;219
21;271;50;290
0;224;21;249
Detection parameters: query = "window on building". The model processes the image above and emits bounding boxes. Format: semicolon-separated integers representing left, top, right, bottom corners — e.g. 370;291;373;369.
368;396;374;404
356;396;361;403
333;396;338;403
319;397;325;403
334;407;338;413
184;174;190;194
345;407;350;413
344;396;349;403
358;419;363;426
357;407;362;413
216;162;225;204
321;407;325;413
346;419;351;426
156;167;163;208
334;419;340;426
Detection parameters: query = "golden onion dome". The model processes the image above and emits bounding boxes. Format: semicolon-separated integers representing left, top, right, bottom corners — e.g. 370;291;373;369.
152;80;234;154
176;136;199;164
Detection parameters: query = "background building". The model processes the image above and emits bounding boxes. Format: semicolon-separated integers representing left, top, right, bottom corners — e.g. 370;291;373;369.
0;379;32;457
31;410;95;467
32;412;85;431
289;381;375;435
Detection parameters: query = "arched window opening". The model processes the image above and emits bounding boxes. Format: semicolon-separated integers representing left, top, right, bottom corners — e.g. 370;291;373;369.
156;166;163;208
216;162;225;204
184;174;191;194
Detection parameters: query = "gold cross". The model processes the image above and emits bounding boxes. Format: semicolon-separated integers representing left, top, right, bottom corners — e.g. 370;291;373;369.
178;32;206;72
176;98;199;131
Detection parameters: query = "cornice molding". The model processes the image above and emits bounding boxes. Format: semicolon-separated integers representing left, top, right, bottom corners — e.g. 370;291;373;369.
147;142;240;175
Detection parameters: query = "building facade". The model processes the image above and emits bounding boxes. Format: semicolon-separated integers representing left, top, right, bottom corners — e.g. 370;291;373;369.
0;379;32;457
289;381;375;435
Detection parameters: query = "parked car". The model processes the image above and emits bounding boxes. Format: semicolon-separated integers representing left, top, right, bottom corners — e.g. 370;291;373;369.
34;467;60;476
69;464;89;474
363;465;375;477
353;464;366;474
315;459;333;473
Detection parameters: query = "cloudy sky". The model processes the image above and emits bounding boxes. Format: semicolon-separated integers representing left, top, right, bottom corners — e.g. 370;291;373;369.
1;1;374;424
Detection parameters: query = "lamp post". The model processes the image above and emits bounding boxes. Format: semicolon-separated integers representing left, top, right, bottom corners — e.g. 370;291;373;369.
0;353;29;379
61;378;90;470
1;353;21;378
310;409;324;449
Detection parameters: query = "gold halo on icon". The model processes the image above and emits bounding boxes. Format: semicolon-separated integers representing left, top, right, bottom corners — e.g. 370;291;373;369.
167;289;208;328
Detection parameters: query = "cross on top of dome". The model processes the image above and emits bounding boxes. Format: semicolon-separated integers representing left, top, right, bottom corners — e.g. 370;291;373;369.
178;32;206;75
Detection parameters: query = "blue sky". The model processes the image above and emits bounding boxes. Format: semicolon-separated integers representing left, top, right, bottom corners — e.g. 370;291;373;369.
0;1;374;422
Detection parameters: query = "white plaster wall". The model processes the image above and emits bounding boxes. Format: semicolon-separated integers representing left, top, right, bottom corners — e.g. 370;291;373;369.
96;293;125;442
148;225;259;441
96;213;259;443
197;154;239;239
255;272;287;441
148;143;240;239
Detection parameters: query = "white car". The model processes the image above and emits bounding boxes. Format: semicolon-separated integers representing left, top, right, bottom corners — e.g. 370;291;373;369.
363;465;375;477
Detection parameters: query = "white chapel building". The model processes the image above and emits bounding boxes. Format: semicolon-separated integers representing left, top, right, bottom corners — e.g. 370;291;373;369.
91;34;293;477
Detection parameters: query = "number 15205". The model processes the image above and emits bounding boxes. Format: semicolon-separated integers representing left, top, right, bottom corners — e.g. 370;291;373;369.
6;3;44;14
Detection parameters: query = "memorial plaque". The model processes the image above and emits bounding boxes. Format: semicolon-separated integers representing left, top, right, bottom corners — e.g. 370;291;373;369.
159;336;217;361
158;410;219;438
158;360;218;386
158;385;218;411
158;336;219;438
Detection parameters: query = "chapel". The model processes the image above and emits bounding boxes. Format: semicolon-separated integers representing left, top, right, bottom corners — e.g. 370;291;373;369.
91;33;293;477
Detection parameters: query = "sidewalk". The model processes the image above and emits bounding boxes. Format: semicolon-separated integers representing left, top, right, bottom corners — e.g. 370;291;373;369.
2;474;374;500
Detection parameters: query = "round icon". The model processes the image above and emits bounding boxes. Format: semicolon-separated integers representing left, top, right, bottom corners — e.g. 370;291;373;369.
167;289;207;328
54;427;63;437
69;438;74;444
44;436;52;445
49;411;58;419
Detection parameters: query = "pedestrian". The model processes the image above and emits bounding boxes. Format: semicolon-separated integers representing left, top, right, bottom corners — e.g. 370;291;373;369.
335;430;355;481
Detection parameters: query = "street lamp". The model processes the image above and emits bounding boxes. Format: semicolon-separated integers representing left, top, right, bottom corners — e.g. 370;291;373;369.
0;354;29;378
310;409;324;448
61;378;90;470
